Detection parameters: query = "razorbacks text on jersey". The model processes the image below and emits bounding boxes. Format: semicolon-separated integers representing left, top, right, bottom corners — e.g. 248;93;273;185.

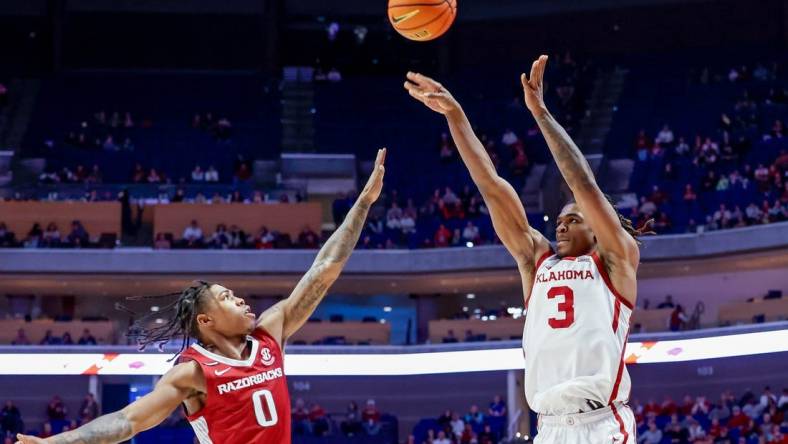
523;251;632;416
178;328;291;444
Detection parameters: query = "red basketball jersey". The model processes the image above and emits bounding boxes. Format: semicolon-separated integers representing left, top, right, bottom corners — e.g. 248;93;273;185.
179;328;291;444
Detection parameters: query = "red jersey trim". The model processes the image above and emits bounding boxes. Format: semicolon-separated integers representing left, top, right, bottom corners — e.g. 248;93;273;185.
590;252;634;310
611;403;630;444
608;329;630;405
612;299;621;333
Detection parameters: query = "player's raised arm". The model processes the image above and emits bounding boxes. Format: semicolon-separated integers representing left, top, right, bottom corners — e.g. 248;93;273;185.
522;56;641;298
404;72;550;267
15;362;203;444
257;148;386;344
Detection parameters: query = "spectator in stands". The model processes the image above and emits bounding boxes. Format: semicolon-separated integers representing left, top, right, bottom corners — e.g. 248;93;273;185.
120;137;134;152
42;223;61;248
1;400;23;436
154;233;172;250
79;393;99;424
439;132;455;162
227;225;248;249
464;405;484;425
24;223;43;248
433;430;451;444
639;421;662;444
655;124;675;145
78;329;97;345
62;332;74;345
46;395;67;421
341;401;361;436
291;398;311;435
462;221;480;244
501;129;518;147
442;330;458;343
67;220;90;247
123;112;134;128
362;399;381;436
309;403;329;436
209;224;231;249
205;165;220;183
40;330;59;345
400;212;416;234
434;224;451;248
657;295;675;309
297;226;319;249
191;165;205;182
477;424;496;444
234;164;252;185
669;305;688;331
0;223;16;247
11;329;30;346
131;163;145;183
102;135;119;152
147;168;162;184
450;412;464;437
38;422;53;439
488;395;506;418
254;226;275;249
182;220;204;247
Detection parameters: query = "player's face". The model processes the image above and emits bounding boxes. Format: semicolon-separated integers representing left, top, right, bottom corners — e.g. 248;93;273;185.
555;203;595;257
199;284;256;337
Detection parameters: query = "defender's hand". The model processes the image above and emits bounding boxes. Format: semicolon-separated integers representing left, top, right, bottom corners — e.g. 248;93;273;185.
359;148;386;206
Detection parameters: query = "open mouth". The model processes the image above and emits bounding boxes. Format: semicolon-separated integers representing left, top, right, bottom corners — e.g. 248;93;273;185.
244;307;255;319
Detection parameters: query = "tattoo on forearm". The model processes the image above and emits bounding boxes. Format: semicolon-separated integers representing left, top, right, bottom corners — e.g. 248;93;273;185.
535;112;595;188
317;200;370;265
50;411;133;444
288;200;371;325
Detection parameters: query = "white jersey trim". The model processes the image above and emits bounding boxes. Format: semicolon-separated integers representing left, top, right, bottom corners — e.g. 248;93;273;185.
190;416;214;444
190;336;259;367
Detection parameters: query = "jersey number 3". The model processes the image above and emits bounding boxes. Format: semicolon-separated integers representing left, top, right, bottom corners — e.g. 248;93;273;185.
252;389;279;427
547;286;575;328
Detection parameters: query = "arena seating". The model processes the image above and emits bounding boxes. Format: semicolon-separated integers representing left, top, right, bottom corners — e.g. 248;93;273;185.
0;320;117;345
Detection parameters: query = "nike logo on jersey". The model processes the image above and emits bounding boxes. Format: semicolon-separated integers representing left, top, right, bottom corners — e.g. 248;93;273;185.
392;10;419;24
215;368;231;376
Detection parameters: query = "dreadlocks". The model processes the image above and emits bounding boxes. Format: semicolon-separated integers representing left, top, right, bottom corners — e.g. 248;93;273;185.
604;194;656;245
117;280;213;360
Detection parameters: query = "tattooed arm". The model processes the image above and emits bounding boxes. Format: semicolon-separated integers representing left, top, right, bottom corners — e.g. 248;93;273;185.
257;148;386;344
16;362;204;444
522;55;639;303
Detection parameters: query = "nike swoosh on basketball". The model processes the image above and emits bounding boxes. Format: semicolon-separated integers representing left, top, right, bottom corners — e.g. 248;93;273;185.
215;368;231;376
392;9;420;24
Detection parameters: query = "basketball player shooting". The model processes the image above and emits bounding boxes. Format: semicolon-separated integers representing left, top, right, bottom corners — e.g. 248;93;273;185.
16;149;387;444
405;57;652;443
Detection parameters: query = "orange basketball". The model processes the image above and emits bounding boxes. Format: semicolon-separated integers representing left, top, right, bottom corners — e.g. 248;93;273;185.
388;0;457;42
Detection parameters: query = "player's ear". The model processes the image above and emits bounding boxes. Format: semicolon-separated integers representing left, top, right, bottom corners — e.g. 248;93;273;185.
196;313;212;327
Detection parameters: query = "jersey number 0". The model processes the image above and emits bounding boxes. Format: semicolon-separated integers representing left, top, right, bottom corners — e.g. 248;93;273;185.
252;389;279;427
547;285;575;328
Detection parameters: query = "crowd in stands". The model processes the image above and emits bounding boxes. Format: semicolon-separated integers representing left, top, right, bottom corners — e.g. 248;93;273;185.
152;220;318;250
632;387;788;443
628;61;788;235
291;398;392;438
1;394;100;442
332;185;500;250
9;328;97;346
0;220;97;248
412;396;507;444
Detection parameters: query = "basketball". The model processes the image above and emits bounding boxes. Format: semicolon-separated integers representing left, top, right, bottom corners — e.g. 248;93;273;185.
388;0;457;42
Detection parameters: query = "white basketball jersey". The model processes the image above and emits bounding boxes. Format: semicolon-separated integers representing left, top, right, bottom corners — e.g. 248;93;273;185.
522;251;632;415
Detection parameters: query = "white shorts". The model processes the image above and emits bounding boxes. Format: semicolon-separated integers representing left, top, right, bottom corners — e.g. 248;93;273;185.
535;403;635;444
